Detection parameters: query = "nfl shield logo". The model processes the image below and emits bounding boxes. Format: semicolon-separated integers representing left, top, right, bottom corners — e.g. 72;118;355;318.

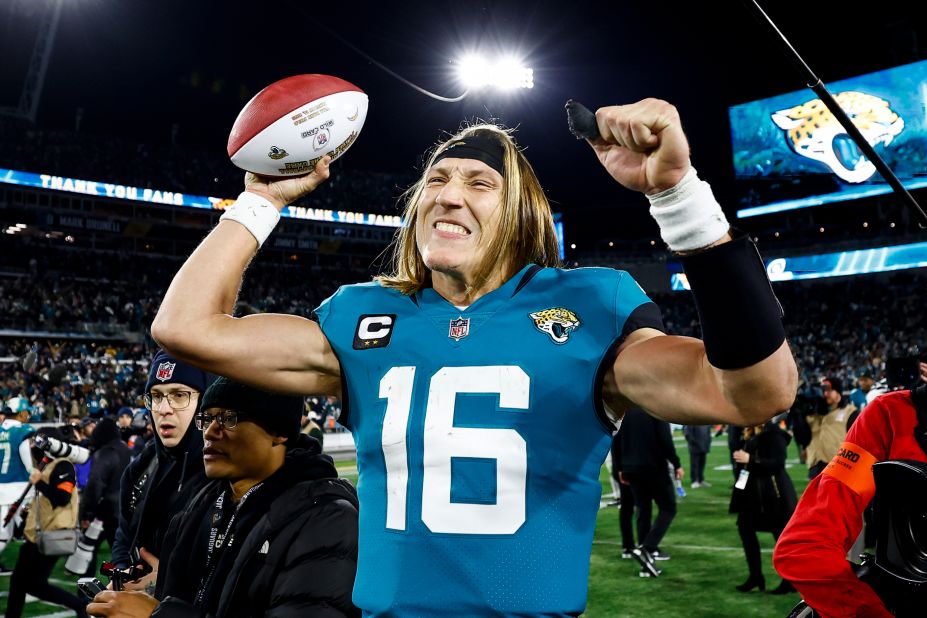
448;316;470;341
156;361;176;382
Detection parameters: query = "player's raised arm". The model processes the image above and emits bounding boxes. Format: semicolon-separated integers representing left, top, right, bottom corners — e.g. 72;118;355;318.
588;98;798;426
151;160;342;397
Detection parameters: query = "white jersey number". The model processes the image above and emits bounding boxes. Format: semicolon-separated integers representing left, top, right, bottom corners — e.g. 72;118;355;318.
0;442;10;475
379;365;529;535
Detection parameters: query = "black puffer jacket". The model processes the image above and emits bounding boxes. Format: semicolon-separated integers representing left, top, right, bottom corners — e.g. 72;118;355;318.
615;408;682;473
111;414;209;567
729;422;798;532
80;418;132;522
153;434;359;618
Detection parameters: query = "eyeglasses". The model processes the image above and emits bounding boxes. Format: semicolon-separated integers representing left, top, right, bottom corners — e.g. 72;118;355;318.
195;408;240;431
144;390;194;411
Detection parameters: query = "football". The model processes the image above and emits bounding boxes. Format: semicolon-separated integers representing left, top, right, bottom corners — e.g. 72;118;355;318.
227;74;368;177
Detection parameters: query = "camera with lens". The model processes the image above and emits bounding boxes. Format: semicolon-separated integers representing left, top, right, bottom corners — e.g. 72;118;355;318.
33;434;91;465
885;354;927;391
792;383;830;417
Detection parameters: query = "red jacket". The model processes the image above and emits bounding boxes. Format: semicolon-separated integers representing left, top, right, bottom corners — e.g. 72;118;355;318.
774;391;926;617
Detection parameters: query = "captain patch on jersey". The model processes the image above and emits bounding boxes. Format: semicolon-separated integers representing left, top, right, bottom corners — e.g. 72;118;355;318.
353;314;396;350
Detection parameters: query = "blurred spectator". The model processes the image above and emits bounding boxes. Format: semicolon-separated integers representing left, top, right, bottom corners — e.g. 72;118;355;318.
300;404;324;447
80;418;132;574
610;434;638;561
683;425;712;488
849;372;875;411
730;421;797;594
793;377;856;479
73;417;96;491
0;407;35;566
615;409;683;576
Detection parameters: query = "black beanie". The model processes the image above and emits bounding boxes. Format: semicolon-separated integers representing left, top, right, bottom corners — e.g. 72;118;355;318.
200;377;303;440
146;350;209;394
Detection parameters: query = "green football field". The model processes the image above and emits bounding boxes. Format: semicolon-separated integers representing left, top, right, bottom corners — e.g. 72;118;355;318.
0;434;811;617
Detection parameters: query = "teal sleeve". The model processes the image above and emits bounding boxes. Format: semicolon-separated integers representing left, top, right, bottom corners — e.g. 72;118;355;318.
614;271;664;337
311;286;342;329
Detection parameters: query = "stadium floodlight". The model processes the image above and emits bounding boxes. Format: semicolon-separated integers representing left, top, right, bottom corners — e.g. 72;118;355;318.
457;54;534;91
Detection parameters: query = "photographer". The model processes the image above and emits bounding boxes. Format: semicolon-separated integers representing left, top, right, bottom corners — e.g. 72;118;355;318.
792;377;857;479
774;360;927;617
5;426;87;618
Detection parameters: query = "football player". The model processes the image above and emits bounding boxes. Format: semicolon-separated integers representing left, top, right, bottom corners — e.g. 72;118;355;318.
152;98;797;615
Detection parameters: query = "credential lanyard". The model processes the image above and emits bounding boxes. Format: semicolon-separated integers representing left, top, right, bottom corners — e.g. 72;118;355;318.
194;482;263;607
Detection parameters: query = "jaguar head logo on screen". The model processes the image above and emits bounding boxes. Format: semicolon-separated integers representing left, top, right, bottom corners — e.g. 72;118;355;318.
771;91;904;183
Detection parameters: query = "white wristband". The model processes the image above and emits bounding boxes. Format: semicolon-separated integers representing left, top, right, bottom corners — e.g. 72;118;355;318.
219;192;281;248
647;167;730;252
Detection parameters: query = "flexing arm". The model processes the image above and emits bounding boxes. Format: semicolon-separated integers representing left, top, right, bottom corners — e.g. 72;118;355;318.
605;331;795;426
151;160;342;396
590;99;796;426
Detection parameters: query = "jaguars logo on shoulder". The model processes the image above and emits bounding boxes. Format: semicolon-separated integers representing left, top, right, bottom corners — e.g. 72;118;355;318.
529;307;580;344
267;146;289;160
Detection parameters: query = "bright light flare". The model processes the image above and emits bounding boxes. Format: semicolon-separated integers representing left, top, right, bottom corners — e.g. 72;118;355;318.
457;54;534;91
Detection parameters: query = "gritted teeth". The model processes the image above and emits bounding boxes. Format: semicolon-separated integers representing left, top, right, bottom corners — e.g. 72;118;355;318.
435;221;470;235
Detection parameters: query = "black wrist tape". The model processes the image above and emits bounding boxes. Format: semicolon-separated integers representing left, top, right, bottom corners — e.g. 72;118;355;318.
681;233;785;370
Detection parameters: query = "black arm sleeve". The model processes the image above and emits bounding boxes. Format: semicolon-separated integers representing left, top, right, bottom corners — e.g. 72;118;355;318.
35;460;77;508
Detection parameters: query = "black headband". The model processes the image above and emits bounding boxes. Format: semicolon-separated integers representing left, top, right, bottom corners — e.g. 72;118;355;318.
431;134;505;177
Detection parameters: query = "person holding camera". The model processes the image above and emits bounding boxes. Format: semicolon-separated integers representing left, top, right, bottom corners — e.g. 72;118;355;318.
4;426;87;618
793;377;857;479
110;350;211;592
775;371;927;616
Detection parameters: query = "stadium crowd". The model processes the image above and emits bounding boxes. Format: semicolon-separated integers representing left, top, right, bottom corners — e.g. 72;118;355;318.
4;251;923;402
0;118;412;216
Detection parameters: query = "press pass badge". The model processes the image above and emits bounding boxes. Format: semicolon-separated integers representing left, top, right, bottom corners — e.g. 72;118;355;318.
735;469;750;490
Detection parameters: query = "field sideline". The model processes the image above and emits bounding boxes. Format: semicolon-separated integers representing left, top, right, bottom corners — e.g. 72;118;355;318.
0;435;812;617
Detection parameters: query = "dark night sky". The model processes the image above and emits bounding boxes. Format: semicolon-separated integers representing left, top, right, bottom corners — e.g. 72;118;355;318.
2;0;924;243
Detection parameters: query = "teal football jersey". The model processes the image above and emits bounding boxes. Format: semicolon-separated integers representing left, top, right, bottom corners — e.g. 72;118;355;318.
0;424;35;484
315;264;660;617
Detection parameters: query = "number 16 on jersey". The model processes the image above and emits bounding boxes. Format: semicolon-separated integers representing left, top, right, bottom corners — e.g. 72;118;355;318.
379;365;529;535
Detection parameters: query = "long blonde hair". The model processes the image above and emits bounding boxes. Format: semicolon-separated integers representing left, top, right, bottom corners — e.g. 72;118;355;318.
376;124;561;295
743;423;768;441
